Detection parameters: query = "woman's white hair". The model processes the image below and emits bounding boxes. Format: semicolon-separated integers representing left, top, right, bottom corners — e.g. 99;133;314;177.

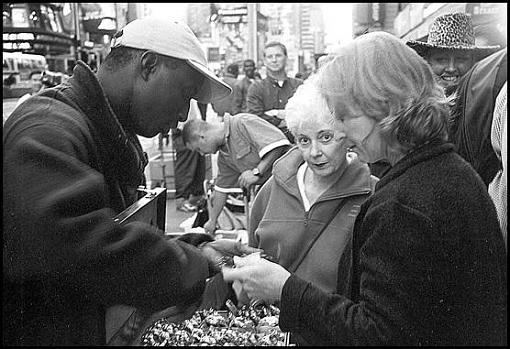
316;31;450;152
285;74;336;136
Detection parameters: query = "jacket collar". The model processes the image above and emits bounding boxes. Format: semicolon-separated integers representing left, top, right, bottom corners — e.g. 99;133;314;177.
272;146;373;200
266;74;290;86
376;140;454;191
60;61;147;186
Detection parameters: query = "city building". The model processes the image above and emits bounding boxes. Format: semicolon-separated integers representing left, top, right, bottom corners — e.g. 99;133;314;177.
352;3;401;38
261;3;325;75
3;2;140;76
394;3;507;47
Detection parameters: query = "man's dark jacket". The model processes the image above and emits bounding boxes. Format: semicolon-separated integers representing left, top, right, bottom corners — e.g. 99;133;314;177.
279;141;507;346
3;62;212;345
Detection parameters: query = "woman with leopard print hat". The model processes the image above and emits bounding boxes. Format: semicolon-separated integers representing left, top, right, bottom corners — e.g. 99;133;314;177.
407;12;500;96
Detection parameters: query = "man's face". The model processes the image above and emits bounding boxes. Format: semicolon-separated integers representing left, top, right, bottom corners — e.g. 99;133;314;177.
131;57;204;138
427;48;475;94
30;73;42;93
243;61;256;79
264;46;287;74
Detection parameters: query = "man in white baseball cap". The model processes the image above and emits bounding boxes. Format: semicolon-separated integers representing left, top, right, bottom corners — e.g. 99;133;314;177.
3;16;259;346
110;17;231;106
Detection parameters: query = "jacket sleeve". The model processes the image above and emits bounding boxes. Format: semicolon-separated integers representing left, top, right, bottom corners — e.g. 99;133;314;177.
279;201;437;345
247;178;273;247
3;113;210;312
246;82;281;127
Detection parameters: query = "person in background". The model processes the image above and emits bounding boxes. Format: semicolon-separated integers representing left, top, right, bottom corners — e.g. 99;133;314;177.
182;114;291;235
232;59;259;114
211;63;239;119
172;99;208;212
406;12;500;97
449;48;507;187
223;31;507;346
247;41;302;143
488;81;507;248
3;18;261;346
15;70;43;108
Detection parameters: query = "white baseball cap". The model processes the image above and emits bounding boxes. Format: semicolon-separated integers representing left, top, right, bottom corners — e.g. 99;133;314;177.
110;17;231;104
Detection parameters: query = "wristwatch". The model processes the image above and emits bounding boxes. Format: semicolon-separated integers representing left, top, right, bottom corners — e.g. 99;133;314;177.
252;167;261;177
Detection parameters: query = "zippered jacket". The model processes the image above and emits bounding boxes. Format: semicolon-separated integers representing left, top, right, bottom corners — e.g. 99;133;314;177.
249;146;377;294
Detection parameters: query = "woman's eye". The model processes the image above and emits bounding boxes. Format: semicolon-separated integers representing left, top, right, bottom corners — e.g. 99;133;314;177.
297;137;310;146
320;133;334;143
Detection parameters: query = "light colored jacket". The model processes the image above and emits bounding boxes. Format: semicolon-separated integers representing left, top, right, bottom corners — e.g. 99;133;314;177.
249;146;377;293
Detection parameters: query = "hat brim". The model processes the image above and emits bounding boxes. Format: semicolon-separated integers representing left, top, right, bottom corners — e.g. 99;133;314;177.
186;60;232;104
407;40;501;57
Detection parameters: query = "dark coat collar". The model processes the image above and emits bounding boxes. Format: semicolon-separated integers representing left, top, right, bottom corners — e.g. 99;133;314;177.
376;140;454;191
60;61;147;187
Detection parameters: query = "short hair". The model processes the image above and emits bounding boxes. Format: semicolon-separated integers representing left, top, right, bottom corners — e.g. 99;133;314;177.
102;46;184;72
316;31;449;153
226;63;239;76
264;41;287;56
285;74;336;137
243;59;255;67
29;70;43;79
181;119;208;147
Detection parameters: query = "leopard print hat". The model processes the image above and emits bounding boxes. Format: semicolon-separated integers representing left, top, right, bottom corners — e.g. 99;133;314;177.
407;12;500;58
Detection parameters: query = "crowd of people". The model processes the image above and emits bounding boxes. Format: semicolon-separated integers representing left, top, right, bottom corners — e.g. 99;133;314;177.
3;11;507;346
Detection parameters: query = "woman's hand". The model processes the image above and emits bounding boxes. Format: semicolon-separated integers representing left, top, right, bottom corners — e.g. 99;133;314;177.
222;255;291;304
199;240;262;274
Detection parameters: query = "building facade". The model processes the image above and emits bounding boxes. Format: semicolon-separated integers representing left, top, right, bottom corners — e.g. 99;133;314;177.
352;3;401;38
394;2;507;47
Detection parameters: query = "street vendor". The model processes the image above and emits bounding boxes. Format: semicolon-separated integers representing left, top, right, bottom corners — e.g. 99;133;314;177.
182;114;290;234
3;17;260;346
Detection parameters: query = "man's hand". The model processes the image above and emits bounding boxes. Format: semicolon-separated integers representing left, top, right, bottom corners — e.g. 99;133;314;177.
200;240;262;274
222;254;291;304
238;170;259;189
203;219;217;234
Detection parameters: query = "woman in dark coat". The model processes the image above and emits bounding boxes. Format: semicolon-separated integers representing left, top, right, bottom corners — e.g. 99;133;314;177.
222;32;507;346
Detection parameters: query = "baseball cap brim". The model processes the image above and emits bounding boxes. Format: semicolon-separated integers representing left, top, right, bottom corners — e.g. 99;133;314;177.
186;60;232;104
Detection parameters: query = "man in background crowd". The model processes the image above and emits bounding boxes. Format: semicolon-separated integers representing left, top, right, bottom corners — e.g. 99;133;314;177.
182;114;290;235
233;59;259;114
247;41;302;143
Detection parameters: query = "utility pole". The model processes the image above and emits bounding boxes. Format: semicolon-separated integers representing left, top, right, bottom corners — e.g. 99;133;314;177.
247;3;258;62
72;3;81;63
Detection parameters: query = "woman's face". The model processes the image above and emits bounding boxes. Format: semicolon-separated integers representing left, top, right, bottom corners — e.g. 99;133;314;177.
336;115;385;164
295;117;352;179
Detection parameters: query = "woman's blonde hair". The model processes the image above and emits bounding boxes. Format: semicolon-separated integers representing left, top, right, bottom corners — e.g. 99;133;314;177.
316;31;450;152
285;74;336;136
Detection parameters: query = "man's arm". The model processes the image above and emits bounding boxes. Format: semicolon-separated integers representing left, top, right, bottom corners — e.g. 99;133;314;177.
3;106;211;312
203;191;228;234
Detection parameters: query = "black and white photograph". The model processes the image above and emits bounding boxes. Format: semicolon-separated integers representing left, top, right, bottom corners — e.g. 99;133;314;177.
3;2;507;346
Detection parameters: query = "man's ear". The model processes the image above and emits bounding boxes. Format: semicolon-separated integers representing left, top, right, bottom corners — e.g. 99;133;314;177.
140;51;159;81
